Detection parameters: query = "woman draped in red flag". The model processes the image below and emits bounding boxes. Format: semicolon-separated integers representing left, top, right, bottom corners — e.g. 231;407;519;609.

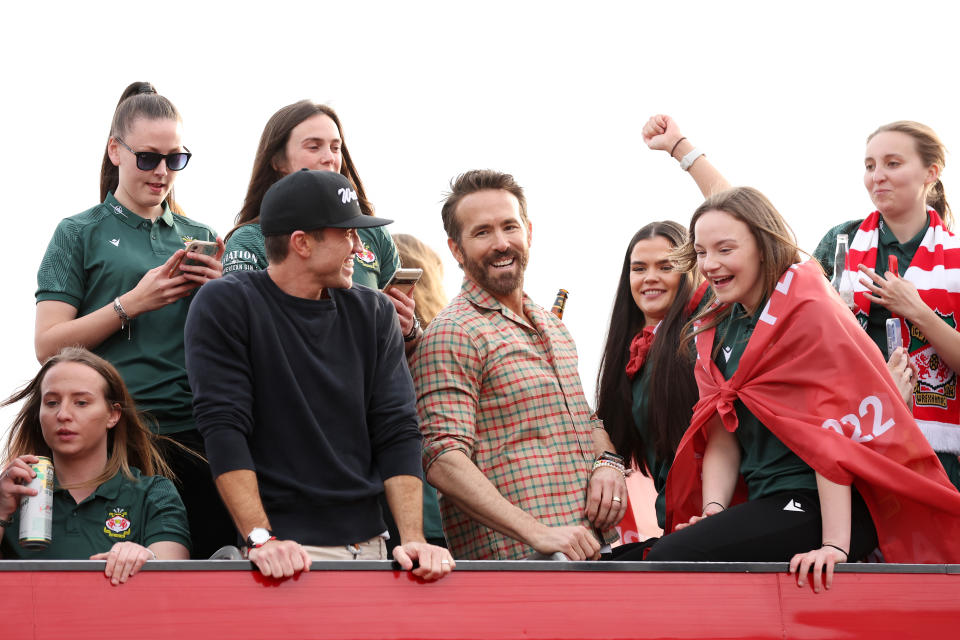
812;122;960;490
649;187;960;591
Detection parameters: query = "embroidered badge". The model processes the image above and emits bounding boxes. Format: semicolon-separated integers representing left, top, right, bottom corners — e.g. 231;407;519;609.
109;238;120;247
112;204;126;217
356;241;378;269
911;311;958;409
180;236;195;245
104;507;132;539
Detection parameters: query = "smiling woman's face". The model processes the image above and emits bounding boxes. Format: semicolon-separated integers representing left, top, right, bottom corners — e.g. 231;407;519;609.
629;235;682;327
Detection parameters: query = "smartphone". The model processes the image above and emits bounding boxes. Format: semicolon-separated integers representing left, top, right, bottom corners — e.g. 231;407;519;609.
170;240;219;277
886;317;903;358
383;268;423;295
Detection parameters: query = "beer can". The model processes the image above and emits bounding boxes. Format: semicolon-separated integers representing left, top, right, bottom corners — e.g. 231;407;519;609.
19;456;54;549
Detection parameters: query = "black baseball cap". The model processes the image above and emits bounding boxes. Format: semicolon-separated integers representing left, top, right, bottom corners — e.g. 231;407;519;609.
260;169;393;235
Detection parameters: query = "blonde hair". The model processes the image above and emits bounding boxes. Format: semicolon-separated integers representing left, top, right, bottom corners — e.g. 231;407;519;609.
2;347;173;487
392;234;447;325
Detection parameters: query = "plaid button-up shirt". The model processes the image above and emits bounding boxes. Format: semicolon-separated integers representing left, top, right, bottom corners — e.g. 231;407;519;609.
411;278;613;559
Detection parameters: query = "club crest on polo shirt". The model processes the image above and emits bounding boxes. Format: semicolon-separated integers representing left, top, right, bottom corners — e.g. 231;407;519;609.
112;204;126;217
356;240;378;269
180;236;196;245
104;507;132;539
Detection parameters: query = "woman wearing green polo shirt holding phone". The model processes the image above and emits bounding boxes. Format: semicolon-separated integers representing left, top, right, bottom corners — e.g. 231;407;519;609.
33;82;233;558
222;100;423;351
0;348;190;585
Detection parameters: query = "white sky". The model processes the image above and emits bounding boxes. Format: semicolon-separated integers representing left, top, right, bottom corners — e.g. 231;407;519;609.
2;0;958;447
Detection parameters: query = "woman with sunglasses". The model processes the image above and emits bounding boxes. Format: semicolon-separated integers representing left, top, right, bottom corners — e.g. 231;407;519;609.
223;100;422;354
34;81;233;559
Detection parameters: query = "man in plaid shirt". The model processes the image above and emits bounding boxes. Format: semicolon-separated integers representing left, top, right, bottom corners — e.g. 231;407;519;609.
410;170;628;560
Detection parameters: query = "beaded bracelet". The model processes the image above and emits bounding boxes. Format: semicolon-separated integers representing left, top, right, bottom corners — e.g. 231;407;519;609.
592;459;626;476
114;297;132;341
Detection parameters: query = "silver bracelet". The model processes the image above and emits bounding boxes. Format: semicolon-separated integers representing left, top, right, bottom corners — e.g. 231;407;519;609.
113;297;131;341
680;147;705;171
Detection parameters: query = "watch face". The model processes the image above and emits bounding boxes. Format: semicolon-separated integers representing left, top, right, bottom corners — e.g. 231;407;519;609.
247;528;272;547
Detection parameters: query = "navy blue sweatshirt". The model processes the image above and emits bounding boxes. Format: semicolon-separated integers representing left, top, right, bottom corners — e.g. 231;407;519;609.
184;270;422;546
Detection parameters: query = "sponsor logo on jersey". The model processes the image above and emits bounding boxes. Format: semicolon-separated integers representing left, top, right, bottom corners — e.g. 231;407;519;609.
104;507;132;539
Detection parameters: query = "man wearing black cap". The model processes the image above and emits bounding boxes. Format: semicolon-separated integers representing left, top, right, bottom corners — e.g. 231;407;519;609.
184;170;454;580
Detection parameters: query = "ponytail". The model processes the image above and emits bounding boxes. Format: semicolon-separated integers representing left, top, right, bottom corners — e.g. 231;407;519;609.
928;179;953;229
99;81;184;215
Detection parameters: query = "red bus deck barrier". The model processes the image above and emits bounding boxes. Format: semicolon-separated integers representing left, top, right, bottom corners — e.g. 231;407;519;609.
2;560;958;639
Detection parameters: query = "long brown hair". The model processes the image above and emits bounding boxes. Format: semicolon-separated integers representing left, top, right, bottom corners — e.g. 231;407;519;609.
595;222;700;467
869;120;952;228
392;234;447;326
226;100;373;242
676;187;802;352
99;81;184;215
2;347;172;487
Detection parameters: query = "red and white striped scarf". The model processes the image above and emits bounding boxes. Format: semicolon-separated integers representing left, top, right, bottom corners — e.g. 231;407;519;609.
845;210;960;453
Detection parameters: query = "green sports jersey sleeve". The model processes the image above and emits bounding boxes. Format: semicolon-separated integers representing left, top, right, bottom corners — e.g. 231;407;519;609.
36;216;93;306
141;475;192;551
812;219;863;280
223;224;269;274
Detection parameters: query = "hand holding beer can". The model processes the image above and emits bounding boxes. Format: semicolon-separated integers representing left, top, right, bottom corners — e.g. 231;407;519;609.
19;456;54;549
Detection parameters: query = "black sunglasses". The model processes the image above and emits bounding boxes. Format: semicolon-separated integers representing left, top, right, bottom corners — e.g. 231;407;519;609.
115;137;192;171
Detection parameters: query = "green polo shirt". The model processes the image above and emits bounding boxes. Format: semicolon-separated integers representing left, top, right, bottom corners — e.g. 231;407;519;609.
36;193;216;434
222;222;400;289
714;304;817;499
1;468;190;559
812;215;928;356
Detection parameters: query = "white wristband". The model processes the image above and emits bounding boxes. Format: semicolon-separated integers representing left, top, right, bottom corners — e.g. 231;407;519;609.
680;147;704;171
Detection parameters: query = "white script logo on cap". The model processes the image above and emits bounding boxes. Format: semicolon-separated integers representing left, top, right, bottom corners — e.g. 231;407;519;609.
338;187;359;204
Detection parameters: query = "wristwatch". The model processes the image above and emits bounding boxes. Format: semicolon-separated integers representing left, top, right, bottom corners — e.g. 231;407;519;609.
403;316;422;342
245;527;275;548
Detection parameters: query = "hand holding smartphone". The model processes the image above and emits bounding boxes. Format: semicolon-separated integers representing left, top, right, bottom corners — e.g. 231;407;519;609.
383;268;423;296
169;240;219;277
886;317;903;358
